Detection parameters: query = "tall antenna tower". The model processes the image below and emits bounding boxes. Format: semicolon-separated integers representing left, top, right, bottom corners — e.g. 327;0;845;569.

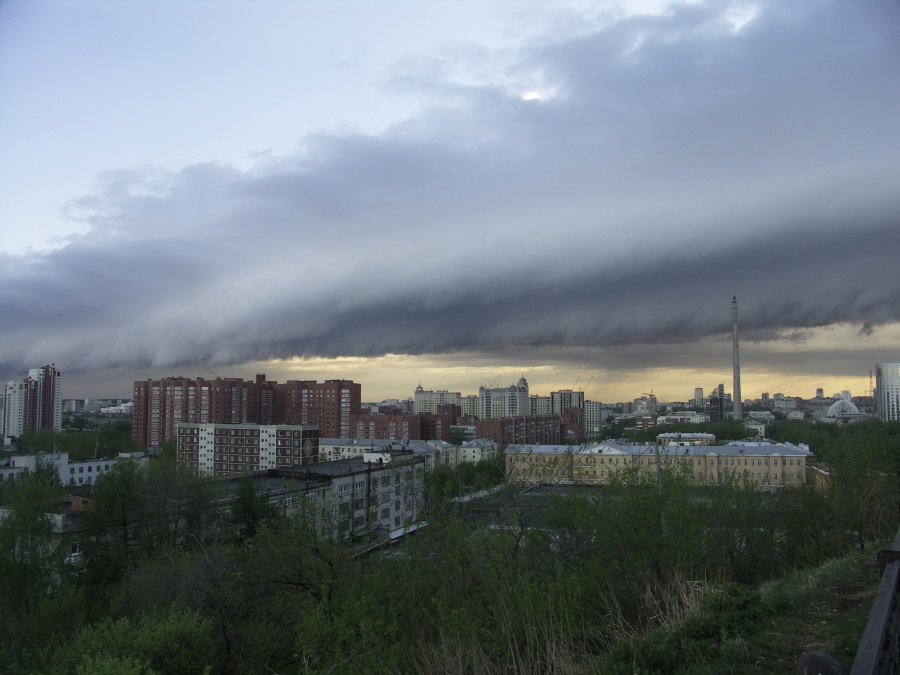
732;296;743;421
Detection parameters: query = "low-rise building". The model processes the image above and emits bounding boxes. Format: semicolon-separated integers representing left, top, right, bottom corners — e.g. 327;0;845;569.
268;453;427;541
506;440;812;489
656;432;716;446
458;439;498;464
0;451;149;488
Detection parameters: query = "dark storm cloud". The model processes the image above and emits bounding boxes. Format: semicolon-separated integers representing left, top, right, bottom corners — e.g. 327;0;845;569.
2;0;899;378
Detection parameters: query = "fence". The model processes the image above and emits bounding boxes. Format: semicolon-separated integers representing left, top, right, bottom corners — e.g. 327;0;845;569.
851;525;900;674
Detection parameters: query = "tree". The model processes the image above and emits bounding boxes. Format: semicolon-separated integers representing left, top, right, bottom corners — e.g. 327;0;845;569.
448;428;468;446
82;460;150;585
230;475;278;543
0;461;67;648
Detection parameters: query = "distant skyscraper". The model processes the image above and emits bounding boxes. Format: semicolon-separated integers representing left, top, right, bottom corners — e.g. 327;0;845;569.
708;383;725;421
693;387;704;408
816;388;824;399
875;362;900;422
732;297;742;421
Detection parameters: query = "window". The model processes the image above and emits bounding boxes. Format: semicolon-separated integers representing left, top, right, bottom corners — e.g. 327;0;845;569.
381;508;390;519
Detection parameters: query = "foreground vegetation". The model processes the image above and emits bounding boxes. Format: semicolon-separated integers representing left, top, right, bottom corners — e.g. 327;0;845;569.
0;421;898;673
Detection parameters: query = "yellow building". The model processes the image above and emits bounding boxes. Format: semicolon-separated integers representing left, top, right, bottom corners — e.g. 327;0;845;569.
506;440;812;489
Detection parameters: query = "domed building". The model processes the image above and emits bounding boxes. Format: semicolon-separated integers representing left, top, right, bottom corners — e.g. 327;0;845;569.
825;398;863;422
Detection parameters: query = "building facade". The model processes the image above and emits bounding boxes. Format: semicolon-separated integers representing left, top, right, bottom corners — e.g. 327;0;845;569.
476;414;561;446
506;440;812;489
876;361;900;422
551;389;585;414
175;422;320;476
133;375;359;447
478;376;530;419
0;451;148;488
2;365;62;445
413;385;462;414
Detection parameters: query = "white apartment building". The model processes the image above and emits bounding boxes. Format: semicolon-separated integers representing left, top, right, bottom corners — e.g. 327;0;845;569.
413;385;462;414
460;395;479;418
479;376;530;419
458;439;498;464
2;382;27;445
0;451;149;488
530;395;551;416
176;422;320;476
584;400;604;438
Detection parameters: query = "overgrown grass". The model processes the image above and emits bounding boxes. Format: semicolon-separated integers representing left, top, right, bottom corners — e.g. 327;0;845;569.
592;545;882;674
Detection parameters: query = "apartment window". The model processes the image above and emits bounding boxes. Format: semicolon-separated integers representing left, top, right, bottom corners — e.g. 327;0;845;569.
381;508;390;519
394;516;401;526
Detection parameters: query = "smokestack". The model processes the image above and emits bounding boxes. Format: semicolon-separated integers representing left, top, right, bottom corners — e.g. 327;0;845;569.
732;296;742;421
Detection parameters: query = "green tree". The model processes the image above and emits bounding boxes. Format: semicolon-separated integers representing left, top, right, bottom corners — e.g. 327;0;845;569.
0;462;67;648
229;475;277;543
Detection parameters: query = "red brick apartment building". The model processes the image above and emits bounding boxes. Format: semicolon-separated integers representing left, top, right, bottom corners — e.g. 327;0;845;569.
132;375;360;447
348;403;459;442
474;408;586;447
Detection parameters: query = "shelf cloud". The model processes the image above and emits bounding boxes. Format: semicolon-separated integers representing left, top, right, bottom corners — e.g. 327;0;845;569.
2;1;898;386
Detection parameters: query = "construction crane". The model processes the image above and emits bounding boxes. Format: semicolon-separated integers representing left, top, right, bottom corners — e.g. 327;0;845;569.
571;375;581;391
582;375;594;395
482;374;501;389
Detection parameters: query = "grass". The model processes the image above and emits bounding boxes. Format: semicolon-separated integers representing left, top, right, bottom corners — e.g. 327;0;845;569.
593;545;884;674
748;547;882;673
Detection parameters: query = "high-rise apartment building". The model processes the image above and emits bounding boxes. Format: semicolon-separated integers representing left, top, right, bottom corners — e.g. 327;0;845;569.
133;375;360;447
276;379;361;438
875;362;900;422
2;365;62;444
25;365;62;433
413;385;462;414
530;395;551;416
584;400;603;438
478;376;529;419
551;389;585;414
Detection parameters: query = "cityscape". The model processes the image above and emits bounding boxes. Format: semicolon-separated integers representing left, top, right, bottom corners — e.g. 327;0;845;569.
2;1;900;673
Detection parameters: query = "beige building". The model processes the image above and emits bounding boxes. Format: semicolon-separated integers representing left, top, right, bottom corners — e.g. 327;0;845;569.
506;440;812;489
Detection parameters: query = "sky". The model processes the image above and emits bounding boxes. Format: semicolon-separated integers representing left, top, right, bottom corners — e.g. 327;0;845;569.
1;0;899;404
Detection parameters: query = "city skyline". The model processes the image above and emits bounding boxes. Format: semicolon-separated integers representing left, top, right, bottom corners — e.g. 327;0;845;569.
2;1;898;404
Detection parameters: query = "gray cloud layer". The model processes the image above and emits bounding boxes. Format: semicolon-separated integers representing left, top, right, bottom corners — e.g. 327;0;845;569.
3;1;899;378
